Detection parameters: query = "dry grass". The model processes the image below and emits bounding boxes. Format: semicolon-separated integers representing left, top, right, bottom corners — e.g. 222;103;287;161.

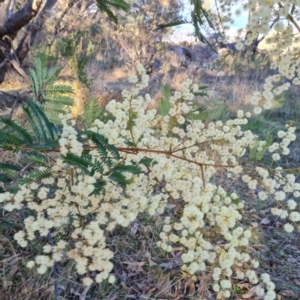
1;41;300;300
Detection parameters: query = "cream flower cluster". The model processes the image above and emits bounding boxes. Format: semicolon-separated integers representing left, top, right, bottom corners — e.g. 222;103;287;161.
206;1;300;114
84;65;298;297
59;113;83;156
1;64;299;298
255;273;277;300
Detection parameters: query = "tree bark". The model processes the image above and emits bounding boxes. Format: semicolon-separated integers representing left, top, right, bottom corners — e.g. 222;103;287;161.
0;0;43;39
0;0;58;85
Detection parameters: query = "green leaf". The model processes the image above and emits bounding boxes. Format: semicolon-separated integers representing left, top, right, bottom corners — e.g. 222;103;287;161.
96;0;130;21
86;131;120;161
157;19;190;30
89;179;106;196
62;153;91;174
158;84;171;117
19;168;52;185
27;154;49;167
106;0;129;11
0;173;12;183
0;118;33;144
185;105;208;121
0;163;21;171
109;170;128;185
124;139;136;147
0;132;23;146
43;95;74;106
139;158;158;167
113;164;142;174
185;112;209;121
45;84;74;95
24;100;57;142
81;98;103;130
29;68;39;100
45;66;62;85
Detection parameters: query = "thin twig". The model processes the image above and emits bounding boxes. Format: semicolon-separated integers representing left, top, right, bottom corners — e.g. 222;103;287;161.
146;165;182;211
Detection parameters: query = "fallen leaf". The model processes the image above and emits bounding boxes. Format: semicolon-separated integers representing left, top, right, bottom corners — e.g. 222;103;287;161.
251;222;259;228
280;290;297;297
145;251;157;266
188;281;196;295
131;222;139;236
123;261;145;273
261;208;270;215
260;217;271;225
252;213;262;221
293;279;300;286
237;283;250;289
159;260;183;269
121;281;131;291
241;286;256;299
251;244;266;250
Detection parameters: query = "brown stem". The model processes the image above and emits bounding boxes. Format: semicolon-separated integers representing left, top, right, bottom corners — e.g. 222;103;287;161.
279;3;300;33
146;165;182;212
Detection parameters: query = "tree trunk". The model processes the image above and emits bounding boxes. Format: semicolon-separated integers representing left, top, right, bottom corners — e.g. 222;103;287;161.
0;0;57;85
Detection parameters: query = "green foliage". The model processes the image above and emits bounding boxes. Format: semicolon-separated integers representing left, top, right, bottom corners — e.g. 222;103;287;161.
80;98;104;130
157;19;190;29
23;100;58;143
109;164;142;186
96;0;130;24
0;118;33;144
29;56;75;123
56;30;93;87
0;101;57;154
19;168;53;185
0;58;137;196
185;86;209;121
157;0;216;51
184;104;208;121
86;130;120;162
249;136;273;162
26;154;49;167
158;84;171;117
0;163;20;186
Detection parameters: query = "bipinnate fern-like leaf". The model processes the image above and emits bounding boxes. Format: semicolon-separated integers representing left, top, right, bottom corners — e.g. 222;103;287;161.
29;55;75;123
157;19;190;30
249;136;273;162
86;131;120;161
27;154;49;167
62;153;107;195
0;118;33;144
157;1;216;52
62;153;94;174
23;100;57;143
0;173;12;184
0;99;59;155
0;163;21;172
185;104;208;121
96;0;129;23
81;98;103;130
0;163;21;184
108;164;142;186
19;168;52;185
112;164;142;174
